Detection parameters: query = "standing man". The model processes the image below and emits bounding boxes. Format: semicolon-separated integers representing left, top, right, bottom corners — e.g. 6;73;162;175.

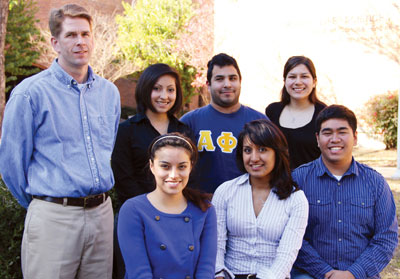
291;105;398;279
0;4;120;279
181;53;267;193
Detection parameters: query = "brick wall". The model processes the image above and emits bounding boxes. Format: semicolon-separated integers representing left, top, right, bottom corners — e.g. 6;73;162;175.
35;0;124;27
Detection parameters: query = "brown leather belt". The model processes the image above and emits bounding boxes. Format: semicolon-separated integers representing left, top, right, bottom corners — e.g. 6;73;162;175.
33;192;108;208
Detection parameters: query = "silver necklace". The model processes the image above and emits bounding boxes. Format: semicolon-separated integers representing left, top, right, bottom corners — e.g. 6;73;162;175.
287;106;296;123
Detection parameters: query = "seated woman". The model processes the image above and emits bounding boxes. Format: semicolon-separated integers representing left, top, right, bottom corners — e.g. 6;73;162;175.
112;63;193;278
118;133;217;279
212;119;309;279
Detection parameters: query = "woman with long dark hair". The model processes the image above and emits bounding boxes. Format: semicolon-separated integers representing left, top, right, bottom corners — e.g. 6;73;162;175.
112;63;192;207
213;119;309;279
266;56;326;169
118;133;217;279
111;63;193;278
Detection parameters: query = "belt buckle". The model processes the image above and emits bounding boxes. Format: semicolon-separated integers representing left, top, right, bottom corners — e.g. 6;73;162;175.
247;274;256;279
83;195;96;208
83;193;105;208
83;196;90;208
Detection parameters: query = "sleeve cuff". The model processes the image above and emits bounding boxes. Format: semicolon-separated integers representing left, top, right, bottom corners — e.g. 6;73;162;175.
348;263;366;278
314;266;333;278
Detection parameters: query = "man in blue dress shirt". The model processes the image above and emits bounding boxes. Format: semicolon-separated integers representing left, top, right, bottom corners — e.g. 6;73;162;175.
0;4;120;279
291;105;398;279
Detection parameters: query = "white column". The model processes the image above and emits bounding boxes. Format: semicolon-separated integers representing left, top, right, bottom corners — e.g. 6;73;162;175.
391;89;400;179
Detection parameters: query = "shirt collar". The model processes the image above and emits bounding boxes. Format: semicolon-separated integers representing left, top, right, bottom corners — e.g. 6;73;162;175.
130;112;147;123
316;156;359;178
236;173;250;186
50;59;95;87
208;103;244;116
130;112;179;125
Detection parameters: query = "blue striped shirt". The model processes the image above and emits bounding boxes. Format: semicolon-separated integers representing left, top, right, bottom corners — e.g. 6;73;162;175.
0;60;120;208
292;157;398;278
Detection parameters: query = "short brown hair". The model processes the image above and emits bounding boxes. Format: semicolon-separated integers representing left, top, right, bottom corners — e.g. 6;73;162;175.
49;4;92;38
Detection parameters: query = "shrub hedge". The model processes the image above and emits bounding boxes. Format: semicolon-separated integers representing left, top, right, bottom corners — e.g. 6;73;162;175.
0;177;24;279
363;90;398;149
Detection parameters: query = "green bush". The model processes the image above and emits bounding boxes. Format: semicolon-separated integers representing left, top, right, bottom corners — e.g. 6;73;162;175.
0;177;25;279
6;0;43;94
363;90;398;149
116;0;199;110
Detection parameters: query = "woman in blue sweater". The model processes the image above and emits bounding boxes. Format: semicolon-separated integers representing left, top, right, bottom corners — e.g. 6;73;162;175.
118;133;217;279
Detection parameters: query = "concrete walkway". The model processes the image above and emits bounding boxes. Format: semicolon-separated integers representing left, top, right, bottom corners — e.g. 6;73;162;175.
356;133;399;182
375;167;398;180
374;166;400;192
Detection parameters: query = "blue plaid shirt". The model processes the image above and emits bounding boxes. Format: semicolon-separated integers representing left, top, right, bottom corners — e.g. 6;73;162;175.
292;157;398;278
0;60;120;208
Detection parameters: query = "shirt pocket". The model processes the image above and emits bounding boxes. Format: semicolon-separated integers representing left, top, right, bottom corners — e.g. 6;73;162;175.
348;198;374;225
97;115;118;148
308;197;332;226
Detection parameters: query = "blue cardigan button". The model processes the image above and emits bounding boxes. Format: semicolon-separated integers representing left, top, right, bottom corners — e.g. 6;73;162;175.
160;244;166;250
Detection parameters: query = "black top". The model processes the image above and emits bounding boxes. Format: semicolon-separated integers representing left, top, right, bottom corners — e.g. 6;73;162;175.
265;102;326;170
111;113;193;207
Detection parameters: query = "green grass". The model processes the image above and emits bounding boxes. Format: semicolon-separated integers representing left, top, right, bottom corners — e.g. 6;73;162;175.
354;147;400;278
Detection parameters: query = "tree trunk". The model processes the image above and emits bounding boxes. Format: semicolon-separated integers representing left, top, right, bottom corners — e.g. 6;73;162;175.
0;0;9;138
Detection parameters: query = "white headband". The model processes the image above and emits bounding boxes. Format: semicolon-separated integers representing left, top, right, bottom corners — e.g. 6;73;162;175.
151;135;193;153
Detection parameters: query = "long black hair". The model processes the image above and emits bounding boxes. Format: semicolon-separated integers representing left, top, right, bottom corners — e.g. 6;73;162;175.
236;119;298;199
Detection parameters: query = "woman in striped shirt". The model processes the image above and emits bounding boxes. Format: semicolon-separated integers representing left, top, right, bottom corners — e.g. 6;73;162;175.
212;119;309;279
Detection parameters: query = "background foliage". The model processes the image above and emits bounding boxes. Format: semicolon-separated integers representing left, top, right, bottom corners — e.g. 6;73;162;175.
337;2;400;66
5;0;43;94
362;90;398;149
117;0;194;68
0;177;24;279
117;0;199;113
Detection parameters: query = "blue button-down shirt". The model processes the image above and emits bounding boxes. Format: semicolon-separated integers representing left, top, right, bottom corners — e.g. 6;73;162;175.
0;60;120;208
292;157;398;279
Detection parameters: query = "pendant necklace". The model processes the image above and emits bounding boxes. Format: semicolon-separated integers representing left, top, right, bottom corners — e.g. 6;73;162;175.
288;106;296;123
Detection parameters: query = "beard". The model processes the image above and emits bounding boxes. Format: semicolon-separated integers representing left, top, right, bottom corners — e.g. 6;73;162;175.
210;90;240;108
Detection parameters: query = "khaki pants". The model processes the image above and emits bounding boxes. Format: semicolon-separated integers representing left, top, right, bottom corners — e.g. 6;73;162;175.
22;197;113;279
